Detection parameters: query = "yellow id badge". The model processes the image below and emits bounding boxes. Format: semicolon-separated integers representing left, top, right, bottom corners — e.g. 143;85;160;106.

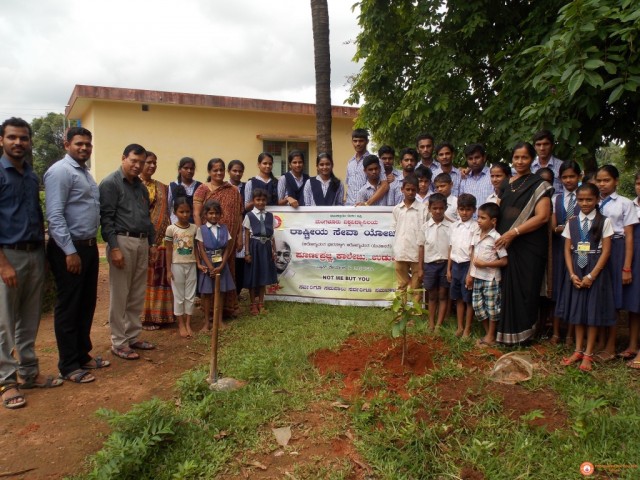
211;249;222;263
577;242;590;252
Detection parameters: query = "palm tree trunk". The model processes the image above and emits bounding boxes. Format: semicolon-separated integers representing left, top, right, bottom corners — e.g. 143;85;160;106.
310;0;333;156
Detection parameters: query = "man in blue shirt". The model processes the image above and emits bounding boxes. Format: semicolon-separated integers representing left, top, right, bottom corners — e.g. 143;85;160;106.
0;117;61;410
44;127;108;384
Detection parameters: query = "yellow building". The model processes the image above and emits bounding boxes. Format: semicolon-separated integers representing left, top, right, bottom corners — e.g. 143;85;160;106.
65;85;359;185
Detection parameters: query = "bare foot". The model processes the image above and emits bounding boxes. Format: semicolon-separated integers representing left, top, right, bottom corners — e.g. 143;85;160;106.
455;328;463;337
462;330;471;338
564;336;574;348
186;326;194;338
549;335;560;345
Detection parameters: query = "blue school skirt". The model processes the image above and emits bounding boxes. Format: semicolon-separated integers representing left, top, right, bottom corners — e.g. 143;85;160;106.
622;224;640;313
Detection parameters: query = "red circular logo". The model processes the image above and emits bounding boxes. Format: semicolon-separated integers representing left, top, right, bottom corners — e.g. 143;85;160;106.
273;215;282;229
580;462;595;476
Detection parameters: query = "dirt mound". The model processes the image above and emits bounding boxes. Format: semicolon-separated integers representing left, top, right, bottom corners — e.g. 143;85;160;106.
312;335;442;398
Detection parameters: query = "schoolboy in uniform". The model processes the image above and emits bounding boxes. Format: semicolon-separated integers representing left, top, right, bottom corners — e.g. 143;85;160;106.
392;175;426;304
416;169;432;204
466;202;508;346
434;172;458;222
418;193;452;331
447;193;478;338
356;155;389;206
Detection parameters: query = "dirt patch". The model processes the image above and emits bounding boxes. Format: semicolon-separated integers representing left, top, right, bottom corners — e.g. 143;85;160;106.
435;376;568;431
220;402;371;480
0;261;211;479
312;335;442;399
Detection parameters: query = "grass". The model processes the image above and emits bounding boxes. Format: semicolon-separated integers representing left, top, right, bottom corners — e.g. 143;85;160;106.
73;304;640;479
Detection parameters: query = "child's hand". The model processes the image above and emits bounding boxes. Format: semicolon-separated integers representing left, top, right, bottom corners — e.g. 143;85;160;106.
166;272;173;283
465;275;473;290
623;270;632;285
198;264;207;273
245;254;252;264
212;266;222;276
416;268;424;280
571;274;582;289
473;257;486;268
446;270;452;282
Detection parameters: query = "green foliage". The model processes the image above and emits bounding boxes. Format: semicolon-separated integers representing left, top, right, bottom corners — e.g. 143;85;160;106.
31;112;65;179
388;288;424;365
524;0;640;167
349;0;640;168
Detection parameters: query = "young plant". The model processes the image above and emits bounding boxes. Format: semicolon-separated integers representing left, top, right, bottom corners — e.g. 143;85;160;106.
388;288;425;365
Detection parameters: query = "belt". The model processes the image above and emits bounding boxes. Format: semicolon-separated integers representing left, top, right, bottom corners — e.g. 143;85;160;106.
116;231;148;239
612;234;625;239
73;238;97;247
251;235;271;244
429;259;447;264
572;249;602;254
0;241;43;252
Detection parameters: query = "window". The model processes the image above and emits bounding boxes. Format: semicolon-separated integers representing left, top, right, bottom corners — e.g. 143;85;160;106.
262;141;310;176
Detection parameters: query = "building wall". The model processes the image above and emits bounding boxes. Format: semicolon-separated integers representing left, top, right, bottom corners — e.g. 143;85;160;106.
84;101;356;185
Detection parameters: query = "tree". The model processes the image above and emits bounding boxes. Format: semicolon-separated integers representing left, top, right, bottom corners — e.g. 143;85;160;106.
310;0;333;156
31;112;65;178
348;0;640;167
522;0;640;171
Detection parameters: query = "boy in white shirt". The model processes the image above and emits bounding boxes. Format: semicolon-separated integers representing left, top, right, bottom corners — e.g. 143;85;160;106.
434;172;459;222
447;194;478;338
418;193;452;331
466;202;508;346
392;175;426;304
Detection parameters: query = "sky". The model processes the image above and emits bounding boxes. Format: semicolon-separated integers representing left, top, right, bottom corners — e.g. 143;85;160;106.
0;0;362;122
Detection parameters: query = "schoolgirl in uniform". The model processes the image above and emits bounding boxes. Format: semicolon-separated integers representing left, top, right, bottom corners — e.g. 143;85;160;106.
550;161;581;345
595;165;638;360
559;183;615;371
244;153;279;211
302;153;345;206
243;188;278;315
195;200;235;332
278;150;309;207
622;172;640;366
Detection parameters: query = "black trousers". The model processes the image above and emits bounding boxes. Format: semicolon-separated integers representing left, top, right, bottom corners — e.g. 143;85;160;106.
47;240;99;375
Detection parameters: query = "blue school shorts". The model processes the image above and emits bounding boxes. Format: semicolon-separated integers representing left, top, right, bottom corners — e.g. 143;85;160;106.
423;260;449;290
450;261;471;303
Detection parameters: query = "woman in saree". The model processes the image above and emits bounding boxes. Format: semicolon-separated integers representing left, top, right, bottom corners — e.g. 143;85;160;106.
494;142;552;344
193;158;244;321
140;151;174;329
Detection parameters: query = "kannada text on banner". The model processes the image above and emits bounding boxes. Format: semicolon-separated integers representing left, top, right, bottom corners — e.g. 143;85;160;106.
266;206;396;306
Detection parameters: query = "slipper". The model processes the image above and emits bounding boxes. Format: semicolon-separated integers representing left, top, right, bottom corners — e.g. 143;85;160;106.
111;346;140;360
60;369;95;384
626;360;640;370
476;339;496;348
617;350;638;360
130;340;155;350
594;351;616;362
142;324;160;331
82;356;111;370
0;384;26;410
20;375;64;389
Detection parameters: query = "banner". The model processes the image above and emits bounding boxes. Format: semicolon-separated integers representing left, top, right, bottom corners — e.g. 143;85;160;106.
266;206;396;306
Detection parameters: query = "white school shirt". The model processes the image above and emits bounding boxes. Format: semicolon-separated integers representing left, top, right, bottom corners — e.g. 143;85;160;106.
562;210;613;249
418;218;452;263
599;192;637;234
449;219;479;263
634;197;640;221
469;229;508;281
244;176;274;205
445;195;459;222
355;180;389;206
485;192;499;204
277;173;305;201
416;192;431;204
302;176;345;206
392;200;427;262
552;189;578;220
195;222;233;246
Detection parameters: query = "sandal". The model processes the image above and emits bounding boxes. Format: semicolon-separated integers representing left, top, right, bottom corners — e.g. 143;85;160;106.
142;324;160;331
129;340;155;350
561;350;584;366
617;349;638;360
20;374;64;389
82;356;111;370
626;359;640;370
1;384;26;410
60;369;95;384
594;351;616;362
111;346;140;360
579;353;594;372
